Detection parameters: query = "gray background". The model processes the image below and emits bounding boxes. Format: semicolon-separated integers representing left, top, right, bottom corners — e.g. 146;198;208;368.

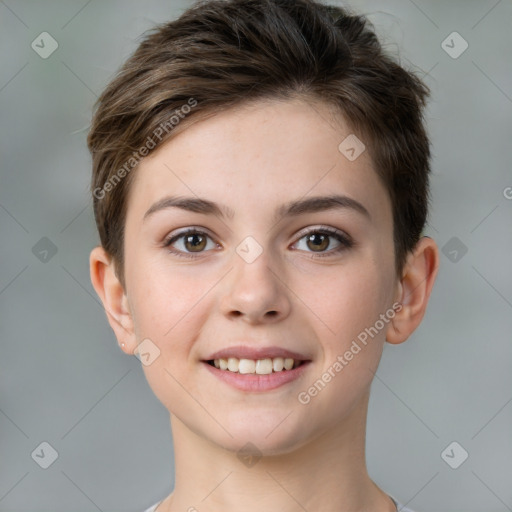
1;0;511;511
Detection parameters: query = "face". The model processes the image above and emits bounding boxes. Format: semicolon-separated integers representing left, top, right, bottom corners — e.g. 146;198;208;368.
121;97;399;454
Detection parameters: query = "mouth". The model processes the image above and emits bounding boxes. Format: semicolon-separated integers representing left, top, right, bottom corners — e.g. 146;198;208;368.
202;357;312;392
201;345;312;391
203;357;307;374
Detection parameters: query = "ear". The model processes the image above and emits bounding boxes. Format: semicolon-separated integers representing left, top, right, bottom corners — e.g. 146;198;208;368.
386;236;439;345
89;246;137;355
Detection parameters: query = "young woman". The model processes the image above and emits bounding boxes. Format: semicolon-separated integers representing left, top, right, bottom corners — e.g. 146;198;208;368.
88;1;439;510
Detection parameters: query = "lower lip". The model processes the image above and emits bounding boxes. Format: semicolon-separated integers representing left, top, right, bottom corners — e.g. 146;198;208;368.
202;361;311;392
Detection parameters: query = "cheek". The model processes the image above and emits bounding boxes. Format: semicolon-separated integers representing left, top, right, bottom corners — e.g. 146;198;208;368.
129;256;209;335
294;260;391;343
128;263;214;411
127;257;219;376
292;264;392;426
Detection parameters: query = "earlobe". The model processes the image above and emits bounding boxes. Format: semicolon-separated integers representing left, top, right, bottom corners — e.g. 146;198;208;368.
89;246;137;354
386;237;439;345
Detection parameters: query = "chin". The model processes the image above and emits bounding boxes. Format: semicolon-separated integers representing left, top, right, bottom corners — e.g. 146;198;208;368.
208;414;312;457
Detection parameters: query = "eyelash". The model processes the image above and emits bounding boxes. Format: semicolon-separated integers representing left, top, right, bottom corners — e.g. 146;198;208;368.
163;226;353;259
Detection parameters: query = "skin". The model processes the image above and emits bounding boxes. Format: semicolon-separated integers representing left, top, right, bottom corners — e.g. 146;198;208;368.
90;97;439;512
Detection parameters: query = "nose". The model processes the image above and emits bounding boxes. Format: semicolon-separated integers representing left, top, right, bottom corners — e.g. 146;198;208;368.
219;245;291;325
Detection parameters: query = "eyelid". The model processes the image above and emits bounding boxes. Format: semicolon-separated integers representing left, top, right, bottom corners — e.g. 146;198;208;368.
164;225;215;241
163;227;220;256
163;225;350;244
163;224;353;258
292;224;352;245
292;226;353;258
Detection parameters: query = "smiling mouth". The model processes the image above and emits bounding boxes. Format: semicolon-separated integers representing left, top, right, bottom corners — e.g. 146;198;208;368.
204;357;308;375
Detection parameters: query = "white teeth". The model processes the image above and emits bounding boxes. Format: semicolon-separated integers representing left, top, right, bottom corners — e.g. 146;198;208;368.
255;358;273;374
273;357;284;372
238;359;256;374
211;356;300;374
227;357;239;372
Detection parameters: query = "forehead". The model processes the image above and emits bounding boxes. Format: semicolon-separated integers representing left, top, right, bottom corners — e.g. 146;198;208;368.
125;98;391;223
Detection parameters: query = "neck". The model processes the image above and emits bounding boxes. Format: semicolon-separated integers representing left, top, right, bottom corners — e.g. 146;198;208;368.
160;390;395;512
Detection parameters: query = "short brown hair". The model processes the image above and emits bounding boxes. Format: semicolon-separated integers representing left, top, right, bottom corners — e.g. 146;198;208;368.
88;0;432;290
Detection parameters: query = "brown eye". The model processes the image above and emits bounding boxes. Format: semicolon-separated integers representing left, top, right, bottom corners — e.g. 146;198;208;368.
164;229;217;258
183;233;207;252
293;227;353;257
305;233;330;252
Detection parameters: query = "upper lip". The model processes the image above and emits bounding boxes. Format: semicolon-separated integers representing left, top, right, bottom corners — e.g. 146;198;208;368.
204;345;311;361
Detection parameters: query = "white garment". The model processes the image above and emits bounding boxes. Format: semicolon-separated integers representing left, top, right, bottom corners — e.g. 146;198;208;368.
142;502;161;512
142;494;416;512
390;494;418;512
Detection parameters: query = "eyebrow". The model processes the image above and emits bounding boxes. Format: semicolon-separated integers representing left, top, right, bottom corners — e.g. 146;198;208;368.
143;194;371;223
